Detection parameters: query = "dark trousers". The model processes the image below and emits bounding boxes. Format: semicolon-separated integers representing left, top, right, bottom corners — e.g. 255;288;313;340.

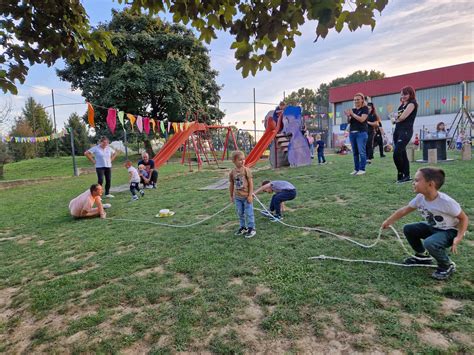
140;170;158;186
96;167;112;195
393;129;413;179
130;182;140;196
403;222;457;268
270;190;297;217
366;131;375;160
373;133;385;157
317;151;326;163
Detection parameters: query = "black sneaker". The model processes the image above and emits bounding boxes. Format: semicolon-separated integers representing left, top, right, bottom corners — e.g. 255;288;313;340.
245;228;256;238
234;227;247;236
260;210;272;218
404;252;433;265
396;176;413;184
270;215;283;222
139;190;145;197
432;262;456;280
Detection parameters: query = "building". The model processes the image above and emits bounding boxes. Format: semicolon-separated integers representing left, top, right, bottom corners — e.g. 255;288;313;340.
329;62;474;147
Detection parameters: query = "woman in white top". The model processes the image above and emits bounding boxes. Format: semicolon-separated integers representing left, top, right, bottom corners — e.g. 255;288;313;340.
85;136;117;198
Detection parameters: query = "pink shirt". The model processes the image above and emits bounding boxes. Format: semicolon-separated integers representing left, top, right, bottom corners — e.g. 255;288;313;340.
69;190;98;217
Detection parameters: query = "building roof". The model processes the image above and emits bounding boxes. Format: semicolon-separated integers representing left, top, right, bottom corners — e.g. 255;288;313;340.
329;62;474;103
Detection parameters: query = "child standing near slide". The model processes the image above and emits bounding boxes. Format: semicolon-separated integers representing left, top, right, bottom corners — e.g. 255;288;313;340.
229;151;256;238
382;167;468;280
125;160;144;201
254;180;297;221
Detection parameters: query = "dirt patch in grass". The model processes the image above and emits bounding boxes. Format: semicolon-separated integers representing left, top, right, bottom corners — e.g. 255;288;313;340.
215;221;238;233
134;266;165;277
229;277;243;286
36;240;46;246
64;252;97;263
14;234;38;244
67;263;99;276
418;328;450;349
334;196;348;205
450;331;474;347
440;298;463;316
115;244;136;255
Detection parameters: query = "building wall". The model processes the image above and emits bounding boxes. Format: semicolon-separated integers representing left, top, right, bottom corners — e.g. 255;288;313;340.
333;82;472;125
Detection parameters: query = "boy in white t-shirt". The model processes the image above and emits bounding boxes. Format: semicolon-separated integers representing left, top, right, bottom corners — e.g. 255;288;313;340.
124;161;144;201
382;167;468;280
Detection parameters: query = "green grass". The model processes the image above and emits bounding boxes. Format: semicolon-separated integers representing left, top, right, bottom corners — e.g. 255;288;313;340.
0;151;473;353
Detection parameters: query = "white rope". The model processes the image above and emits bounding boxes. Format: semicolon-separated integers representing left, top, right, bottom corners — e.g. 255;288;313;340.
252;195;436;268
110;202;233;228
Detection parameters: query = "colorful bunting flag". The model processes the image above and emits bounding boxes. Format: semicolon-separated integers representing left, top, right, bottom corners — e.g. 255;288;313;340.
136;115;143;133
143;117;150;135
425;100;430;108
167;121;171;133
172;122;178;133
106;108;117;134
161;121;166;134
118;111;125;128
328;113;334;119
150;119;156;133
387;104;393;113
464;95;471;101
87;102;95;127
126;114;136;131
378;107;384;113
441;98;447;105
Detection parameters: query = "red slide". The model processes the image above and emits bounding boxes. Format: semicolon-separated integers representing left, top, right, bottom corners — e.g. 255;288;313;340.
152;122;207;168
245;116;280;168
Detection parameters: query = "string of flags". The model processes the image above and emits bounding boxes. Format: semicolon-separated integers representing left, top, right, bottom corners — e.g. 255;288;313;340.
1;129;67;144
87;103;211;136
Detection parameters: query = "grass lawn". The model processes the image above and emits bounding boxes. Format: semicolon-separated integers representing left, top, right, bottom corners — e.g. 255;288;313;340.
0;152;473;353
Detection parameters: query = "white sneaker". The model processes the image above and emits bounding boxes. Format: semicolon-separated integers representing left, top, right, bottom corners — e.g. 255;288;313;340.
103;203;112;209
105;194;115;198
350;170;358;175
131;196;139;201
355;170;366;175
145;185;153;189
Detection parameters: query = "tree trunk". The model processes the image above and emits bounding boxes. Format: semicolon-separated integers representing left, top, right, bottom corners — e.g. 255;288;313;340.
0;164;4;179
143;139;155;157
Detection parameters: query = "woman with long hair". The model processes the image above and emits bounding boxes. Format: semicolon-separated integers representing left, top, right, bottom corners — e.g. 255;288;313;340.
344;93;369;175
368;103;386;158
393;86;418;183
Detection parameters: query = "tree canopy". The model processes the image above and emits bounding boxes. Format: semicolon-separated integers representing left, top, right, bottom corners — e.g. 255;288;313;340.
57;10;223;140
1;0;388;94
286;88;317;115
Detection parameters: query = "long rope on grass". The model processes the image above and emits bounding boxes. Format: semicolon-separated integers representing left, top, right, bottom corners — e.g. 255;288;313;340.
110;202;233;228
252;195;437;268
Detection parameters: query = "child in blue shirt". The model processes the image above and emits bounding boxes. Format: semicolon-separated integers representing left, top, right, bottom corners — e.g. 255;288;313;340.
254;180;297;221
315;134;326;164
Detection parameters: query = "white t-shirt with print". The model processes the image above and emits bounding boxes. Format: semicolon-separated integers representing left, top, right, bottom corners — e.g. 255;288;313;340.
408;192;461;230
128;166;140;183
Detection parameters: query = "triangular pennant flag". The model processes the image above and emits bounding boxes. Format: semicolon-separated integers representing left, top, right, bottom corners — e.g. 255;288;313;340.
167;121;171;133
179;122;184;131
87;102;95;127
136;115;143;133
441;98;447;105
336;112;340;117
106;108;117;134
172;122;178;133
118;111;125;127
143;117;150;135
243;121;246;125
452;96;457;103
161;120;166;134
425;100;430;108
184;121;190;130
378;107;384;113
127;114;136;132
464;95;470;101
150;119;156;133
328;112;334;118
387;104;393;113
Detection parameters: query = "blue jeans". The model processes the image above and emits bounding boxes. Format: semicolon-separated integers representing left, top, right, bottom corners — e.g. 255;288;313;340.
349;131;368;171
234;196;255;229
270;190;297;217
403;222;457;268
309;144;314;157
317;151;326;163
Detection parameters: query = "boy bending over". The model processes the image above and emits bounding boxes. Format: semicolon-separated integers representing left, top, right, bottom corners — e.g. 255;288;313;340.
255;180;297;221
382;167;468;280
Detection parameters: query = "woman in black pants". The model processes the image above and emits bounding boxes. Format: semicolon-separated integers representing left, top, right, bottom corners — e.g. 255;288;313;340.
393;86;418;183
85;136;117;198
366;103;380;163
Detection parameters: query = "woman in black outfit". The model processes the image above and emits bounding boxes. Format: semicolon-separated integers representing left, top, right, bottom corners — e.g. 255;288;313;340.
366;103;380;162
393;86;418;183
370;104;386;158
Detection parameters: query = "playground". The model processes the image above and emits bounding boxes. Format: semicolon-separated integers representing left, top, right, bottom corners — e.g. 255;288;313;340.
0;146;472;353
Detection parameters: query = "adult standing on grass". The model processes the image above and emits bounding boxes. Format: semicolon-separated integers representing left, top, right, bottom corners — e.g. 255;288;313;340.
366;102;381;163
69;184;110;219
344;93;369;176
393;86;418;183
137;152;158;189
85;136;117;198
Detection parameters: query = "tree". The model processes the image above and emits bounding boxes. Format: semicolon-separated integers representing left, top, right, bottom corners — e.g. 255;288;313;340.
0;99;14;133
315;70;386;108
8;119;35;161
57;10;224;155
21;98;54;157
0;141;11;179
286;88;317;116
0;0;115;95
2;1;388;94
60;113;90;156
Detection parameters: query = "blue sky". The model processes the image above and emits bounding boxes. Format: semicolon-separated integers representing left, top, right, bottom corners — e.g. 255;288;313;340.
1;0;473;133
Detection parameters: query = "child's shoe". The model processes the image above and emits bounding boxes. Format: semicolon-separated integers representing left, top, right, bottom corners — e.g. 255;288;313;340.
234;227;247;236
103;203;112;209
260;210;273;218
131;195;139;202
139;190;145;197
245;228;256;239
403;251;433;265
152;183;157;189
270;215;283;222
431;262;456;280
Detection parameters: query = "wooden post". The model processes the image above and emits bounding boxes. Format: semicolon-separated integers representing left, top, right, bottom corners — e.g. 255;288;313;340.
428;148;437;164
461;143;472;160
